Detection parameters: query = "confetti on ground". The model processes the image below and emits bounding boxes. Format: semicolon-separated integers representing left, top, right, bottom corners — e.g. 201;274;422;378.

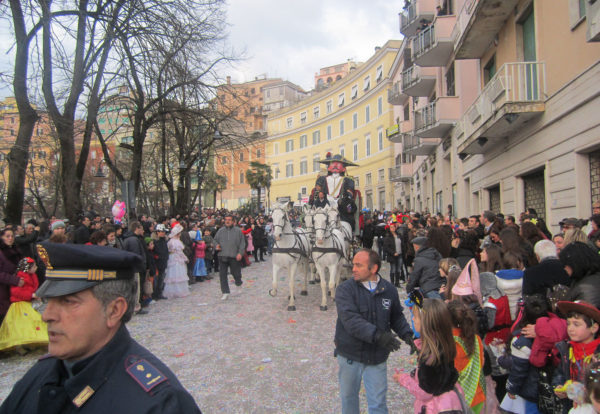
0;257;415;412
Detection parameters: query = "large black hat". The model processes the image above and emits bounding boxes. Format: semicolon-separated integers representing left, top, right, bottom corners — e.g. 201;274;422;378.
318;152;358;167
35;242;143;298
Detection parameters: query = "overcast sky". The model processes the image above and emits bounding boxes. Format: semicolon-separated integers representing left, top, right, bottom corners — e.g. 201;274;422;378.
224;0;402;91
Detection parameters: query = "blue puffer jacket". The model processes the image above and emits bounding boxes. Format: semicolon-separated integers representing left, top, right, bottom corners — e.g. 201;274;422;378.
504;331;539;402
334;276;413;365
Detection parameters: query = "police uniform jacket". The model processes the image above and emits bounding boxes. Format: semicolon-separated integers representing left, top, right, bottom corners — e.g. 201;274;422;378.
334;276;412;366
0;325;201;414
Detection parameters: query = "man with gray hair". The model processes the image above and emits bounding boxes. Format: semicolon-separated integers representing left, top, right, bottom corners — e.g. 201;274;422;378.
522;239;570;295
0;243;201;413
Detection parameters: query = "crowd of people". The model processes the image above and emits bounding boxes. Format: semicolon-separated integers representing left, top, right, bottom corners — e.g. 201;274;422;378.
1;201;600;413
341;203;600;414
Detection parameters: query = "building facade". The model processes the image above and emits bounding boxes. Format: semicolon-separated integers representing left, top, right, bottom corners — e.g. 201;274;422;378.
267;40;402;210
262;81;307;113
314;60;359;90
392;0;600;231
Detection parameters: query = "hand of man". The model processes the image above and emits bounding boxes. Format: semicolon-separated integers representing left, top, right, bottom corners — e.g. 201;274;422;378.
401;334;418;355
236;253;242;261
375;331;401;352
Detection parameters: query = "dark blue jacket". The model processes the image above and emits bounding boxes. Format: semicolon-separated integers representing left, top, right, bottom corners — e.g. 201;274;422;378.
504;332;539;402
334;276;412;365
0;325;201;413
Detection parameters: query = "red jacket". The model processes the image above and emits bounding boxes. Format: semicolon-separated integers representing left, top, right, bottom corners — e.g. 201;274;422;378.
529;312;568;368
10;270;39;302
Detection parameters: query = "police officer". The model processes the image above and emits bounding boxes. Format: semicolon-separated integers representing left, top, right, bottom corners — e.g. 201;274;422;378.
0;242;202;413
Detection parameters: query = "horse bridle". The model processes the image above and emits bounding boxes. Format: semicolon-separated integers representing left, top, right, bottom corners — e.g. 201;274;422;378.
313;210;332;238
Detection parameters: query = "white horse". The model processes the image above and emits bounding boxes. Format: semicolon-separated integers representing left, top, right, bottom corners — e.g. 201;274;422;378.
325;205;353;281
301;205;320;284
312;205;348;310
269;204;311;311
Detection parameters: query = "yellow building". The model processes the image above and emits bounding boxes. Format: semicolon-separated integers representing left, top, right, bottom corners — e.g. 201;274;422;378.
266;40;403;211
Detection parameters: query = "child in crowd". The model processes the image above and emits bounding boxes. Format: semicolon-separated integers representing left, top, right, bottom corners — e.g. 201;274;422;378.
192;231;208;282
451;259;488;339
394;294;466;413
495;252;524;321
448;300;487;413
438;258;460;300
498;294;549;413
0;257;48;353
203;228;214;275
570;361;600;413
553;301;600;411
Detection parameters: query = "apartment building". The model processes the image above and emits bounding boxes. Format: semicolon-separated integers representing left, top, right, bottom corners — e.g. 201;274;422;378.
267;40;402;210
262;80;307;113
393;0;600;231
314;60;359;90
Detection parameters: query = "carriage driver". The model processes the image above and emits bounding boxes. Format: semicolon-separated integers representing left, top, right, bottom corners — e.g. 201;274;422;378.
309;152;358;232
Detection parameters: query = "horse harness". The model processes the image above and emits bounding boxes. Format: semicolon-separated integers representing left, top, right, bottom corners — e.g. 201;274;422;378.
272;208;310;260
312;210;346;260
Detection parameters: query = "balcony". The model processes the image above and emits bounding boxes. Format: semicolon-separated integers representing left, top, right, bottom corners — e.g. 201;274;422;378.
402;65;437;97
399;0;437;38
386;120;413;144
453;0;519;59
457;62;547;155
387;82;409;105
403;135;439;156
414;96;460;138
389;164;414;182
413;15;456;67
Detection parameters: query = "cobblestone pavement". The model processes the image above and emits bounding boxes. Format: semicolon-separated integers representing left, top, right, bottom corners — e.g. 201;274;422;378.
0;256;417;413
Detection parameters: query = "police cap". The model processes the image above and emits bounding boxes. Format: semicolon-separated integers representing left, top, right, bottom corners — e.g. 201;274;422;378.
35;242;144;298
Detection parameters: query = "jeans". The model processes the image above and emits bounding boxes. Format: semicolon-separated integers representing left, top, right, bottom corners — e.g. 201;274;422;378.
218;256;242;294
389;255;403;275
425;290;442;300
337;355;388;414
267;235;274;254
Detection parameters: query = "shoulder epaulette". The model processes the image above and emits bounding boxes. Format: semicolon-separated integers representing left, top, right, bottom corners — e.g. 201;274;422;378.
125;358;167;392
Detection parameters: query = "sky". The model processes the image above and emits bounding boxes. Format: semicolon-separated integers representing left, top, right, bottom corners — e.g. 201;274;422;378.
223;0;402;91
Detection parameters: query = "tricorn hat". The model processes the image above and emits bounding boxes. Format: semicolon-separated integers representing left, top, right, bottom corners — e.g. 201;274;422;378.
318;152;358;167
35;242;143;298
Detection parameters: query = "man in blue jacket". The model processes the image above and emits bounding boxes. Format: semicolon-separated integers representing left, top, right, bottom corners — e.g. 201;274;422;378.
334;249;416;414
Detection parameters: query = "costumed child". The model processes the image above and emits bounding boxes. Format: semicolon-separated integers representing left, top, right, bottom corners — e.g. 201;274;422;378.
393;293;467;413
448;300;488;414
203;228;214;276
192;230;207;282
438;258;460;300
163;224;190;299
0;257;48;353
569;361;600;414
552;301;600;412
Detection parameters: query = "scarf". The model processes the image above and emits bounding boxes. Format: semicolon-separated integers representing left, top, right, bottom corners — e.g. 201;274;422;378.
0;239;22;265
569;338;600;382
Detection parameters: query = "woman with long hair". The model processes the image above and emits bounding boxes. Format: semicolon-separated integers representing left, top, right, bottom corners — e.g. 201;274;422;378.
0;228;24;324
559;241;600;307
426;227;452;259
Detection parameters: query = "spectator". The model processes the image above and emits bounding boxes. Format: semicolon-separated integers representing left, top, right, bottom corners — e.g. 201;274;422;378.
163;224;190;298
214;214;246;301
451;229;479;268
0;228;23;325
522;239;570;296
553;232;565;254
406;237;444;299
122;221;149;314
88;230;108;246
73;214;92;244
383;223;404;286
335;249;415;413
152;224;169;300
495;252;524;320
15;223;39;259
559;242;600;307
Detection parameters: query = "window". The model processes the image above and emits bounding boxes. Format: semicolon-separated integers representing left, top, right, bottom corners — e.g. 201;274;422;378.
274;143;279;155
338;93;345;107
339;145;345;157
446;62;455;97
313;154;320;172
354;176;360;188
579;0;586;18
378;168;385;182
312;130;320;145
376;64;383;82
339;119;345;135
300;112;307;124
91;150;97;160
403;103;410;121
352;113;358;129
365;105;370;123
351;85;358;100
222;156;227;164
363;75;371;91
273;163;280;178
326;100;333;113
286;139;294;152
313;106;320;119
366;173;372;185
377;97;383;116
257;148;261;158
266;90;271;98
353;140;358;161
300;134;307;149
286;162;293;177
286;117;293;128
327;125;332;140
483;55;496;85
301;187;307;195
279;87;283;95
300;158;308;175
378;128;384;151
365;134;371;157
239;152;244;161
239;171;245;184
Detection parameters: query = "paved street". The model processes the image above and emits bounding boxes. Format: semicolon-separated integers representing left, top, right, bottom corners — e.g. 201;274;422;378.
0;257;416;413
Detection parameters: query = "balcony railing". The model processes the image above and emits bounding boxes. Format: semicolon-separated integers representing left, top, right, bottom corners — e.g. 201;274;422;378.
460;61;547;143
399;0;436;38
387;82;408;105
412;16;456;67
414;97;460;137
402;135;438;156
401;65;436;97
415;102;436;131
389;164;414;182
